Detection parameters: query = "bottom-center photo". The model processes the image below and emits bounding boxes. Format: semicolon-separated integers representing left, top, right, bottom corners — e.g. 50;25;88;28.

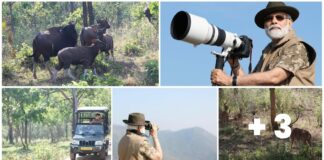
112;88;218;160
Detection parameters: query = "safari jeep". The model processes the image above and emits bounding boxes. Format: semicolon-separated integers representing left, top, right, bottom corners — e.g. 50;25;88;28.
70;107;110;160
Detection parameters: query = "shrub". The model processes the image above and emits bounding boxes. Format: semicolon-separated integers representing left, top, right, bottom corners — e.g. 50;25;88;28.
124;40;142;56
144;60;158;85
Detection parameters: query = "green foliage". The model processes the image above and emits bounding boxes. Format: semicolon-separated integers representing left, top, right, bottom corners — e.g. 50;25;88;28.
16;42;32;58
74;71;123;86
124;40;143;56
3;140;70;160
131;5;145;20
148;2;159;17
3;63;15;80
61;7;83;31
144;59;158;85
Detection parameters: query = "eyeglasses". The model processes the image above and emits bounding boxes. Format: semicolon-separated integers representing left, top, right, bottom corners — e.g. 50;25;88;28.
264;14;290;22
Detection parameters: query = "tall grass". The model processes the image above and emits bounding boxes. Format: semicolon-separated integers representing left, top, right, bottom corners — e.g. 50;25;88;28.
3;140;70;160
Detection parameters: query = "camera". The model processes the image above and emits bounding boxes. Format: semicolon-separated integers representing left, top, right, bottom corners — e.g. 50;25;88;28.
145;121;153;131
170;11;251;59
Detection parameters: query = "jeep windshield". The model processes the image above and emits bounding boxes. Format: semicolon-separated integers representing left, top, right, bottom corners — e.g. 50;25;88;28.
75;124;104;135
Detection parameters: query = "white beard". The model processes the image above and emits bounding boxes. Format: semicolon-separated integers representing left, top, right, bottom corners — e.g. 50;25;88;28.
265;24;290;40
140;127;146;134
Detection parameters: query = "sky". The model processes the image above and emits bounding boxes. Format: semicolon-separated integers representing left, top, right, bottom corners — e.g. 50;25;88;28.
160;2;322;86
113;88;218;136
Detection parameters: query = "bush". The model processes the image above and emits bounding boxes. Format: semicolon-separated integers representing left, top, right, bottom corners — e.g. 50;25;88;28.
144;60;158;85
3;63;15;80
124;40;142;56
72;71;123;86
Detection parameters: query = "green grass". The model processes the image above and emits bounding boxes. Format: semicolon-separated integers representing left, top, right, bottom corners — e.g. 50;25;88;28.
2;140;70;160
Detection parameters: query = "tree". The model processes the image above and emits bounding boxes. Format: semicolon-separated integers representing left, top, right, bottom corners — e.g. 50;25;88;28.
270;88;278;131
87;2;94;25
82;2;95;27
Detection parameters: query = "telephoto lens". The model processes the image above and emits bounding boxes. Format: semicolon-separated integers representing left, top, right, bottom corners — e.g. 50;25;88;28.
170;11;242;49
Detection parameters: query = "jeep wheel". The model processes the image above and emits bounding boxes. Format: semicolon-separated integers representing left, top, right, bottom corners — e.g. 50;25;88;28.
99;150;106;160
70;152;76;160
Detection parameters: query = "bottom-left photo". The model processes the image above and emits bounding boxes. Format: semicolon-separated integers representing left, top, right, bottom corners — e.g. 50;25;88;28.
2;88;111;160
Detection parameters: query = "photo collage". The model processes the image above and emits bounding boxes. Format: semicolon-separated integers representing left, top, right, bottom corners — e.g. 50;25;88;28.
1;1;323;160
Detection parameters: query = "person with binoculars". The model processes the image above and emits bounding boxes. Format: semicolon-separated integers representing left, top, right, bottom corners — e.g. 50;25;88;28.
211;2;316;86
118;112;163;160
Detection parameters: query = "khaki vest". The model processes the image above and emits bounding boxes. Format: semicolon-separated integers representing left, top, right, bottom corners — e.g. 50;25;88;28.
118;132;148;160
254;32;316;86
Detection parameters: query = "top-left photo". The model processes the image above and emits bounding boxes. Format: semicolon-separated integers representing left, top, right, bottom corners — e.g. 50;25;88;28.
2;2;159;86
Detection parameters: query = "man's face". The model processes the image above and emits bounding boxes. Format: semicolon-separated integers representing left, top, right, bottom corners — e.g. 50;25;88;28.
95;115;101;120
264;12;292;40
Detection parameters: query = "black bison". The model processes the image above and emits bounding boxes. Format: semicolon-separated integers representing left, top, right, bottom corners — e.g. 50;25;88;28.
51;39;106;81
144;6;152;22
30;21;78;79
98;34;114;61
80;19;110;46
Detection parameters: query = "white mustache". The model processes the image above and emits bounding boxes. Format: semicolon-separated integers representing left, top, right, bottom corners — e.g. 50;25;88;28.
268;25;282;30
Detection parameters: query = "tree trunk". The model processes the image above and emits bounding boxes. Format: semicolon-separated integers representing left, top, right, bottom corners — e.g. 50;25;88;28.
65;121;69;140
82;2;88;27
14;127;19;144
24;120;28;149
8;2;15;44
270;88;277;131
69;2;76;12
7;109;14;144
87;2;94;25
72;89;79;135
50;127;54;143
19;123;26;149
28;123;32;143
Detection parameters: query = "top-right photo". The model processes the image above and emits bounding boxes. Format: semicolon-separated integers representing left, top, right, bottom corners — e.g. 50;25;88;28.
161;1;321;86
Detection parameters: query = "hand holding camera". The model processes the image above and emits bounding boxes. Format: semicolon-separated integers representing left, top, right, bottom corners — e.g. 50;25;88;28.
145;121;159;137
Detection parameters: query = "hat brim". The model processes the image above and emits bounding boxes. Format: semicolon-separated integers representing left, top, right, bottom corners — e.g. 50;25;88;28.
255;6;299;28
123;119;149;126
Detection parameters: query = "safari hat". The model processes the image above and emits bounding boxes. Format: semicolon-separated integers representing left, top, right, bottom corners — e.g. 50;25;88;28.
123;113;148;126
255;2;299;28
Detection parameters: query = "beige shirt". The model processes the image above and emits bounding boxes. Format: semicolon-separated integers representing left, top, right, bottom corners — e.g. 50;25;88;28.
253;30;316;86
118;131;158;160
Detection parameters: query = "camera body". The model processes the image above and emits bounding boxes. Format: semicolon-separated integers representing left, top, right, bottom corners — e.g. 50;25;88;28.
145;121;153;131
229;35;252;59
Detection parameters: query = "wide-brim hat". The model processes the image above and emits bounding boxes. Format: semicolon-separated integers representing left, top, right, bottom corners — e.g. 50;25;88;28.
123;113;149;126
255;2;299;28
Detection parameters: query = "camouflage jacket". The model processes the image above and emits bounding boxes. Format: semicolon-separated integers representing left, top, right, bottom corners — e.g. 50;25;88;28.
118;131;158;160
253;30;316;86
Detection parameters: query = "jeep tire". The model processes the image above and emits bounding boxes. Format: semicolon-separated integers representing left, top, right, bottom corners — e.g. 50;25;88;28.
99;150;106;160
70;152;76;160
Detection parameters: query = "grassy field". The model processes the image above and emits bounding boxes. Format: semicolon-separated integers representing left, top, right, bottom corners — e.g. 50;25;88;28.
2;140;70;160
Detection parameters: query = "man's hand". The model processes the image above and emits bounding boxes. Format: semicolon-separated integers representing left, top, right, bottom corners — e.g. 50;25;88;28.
211;69;232;86
150;123;159;138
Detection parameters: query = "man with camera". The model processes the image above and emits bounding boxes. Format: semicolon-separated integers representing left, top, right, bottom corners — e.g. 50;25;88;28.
211;2;316;86
118;112;163;160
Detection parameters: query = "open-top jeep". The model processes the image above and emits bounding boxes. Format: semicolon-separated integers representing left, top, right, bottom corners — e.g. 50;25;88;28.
70;106;110;160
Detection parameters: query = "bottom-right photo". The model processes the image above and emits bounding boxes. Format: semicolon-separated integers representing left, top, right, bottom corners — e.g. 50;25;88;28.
219;88;322;160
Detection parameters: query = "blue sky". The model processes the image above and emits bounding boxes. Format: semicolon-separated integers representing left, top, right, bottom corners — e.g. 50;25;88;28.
113;88;218;136
161;2;322;86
